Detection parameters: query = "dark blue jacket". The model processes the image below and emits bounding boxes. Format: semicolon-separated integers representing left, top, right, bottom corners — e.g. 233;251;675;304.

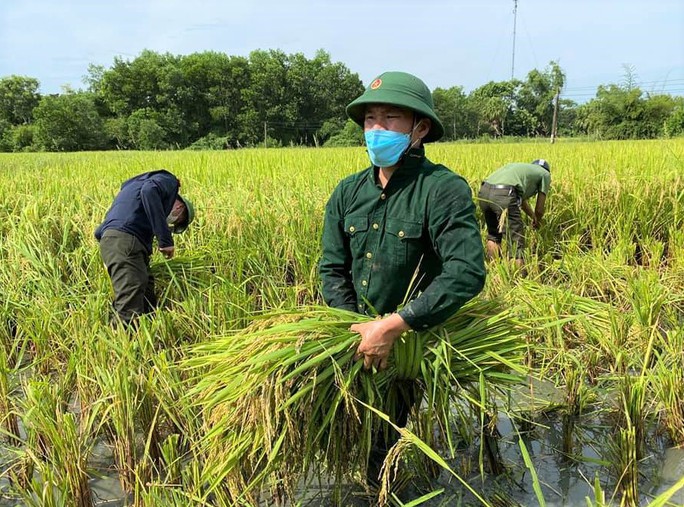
95;170;179;254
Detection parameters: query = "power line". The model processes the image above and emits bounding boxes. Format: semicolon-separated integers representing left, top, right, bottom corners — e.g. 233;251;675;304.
266;121;325;126
562;88;684;102
564;87;684;96
564;78;684;93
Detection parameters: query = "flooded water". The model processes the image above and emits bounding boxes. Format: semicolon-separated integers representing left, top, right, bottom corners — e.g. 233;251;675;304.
293;409;684;507
2;381;683;506
0;438;126;506
296;380;684;506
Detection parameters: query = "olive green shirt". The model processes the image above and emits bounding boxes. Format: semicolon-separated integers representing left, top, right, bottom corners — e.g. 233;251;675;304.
485;162;551;200
320;148;486;330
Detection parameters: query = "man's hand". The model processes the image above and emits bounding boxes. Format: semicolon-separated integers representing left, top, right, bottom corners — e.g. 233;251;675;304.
351;313;410;371
159;246;175;259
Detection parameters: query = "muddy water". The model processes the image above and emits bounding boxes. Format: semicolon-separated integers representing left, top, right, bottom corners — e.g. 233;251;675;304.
293;412;684;507
2;381;683;506
300;381;684;506
0;438;126;506
655;448;684;505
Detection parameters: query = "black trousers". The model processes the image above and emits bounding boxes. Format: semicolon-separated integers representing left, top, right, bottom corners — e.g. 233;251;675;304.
99;229;157;326
478;182;525;259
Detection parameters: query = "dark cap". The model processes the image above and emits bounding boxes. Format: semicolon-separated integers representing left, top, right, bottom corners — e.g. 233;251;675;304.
531;159;550;172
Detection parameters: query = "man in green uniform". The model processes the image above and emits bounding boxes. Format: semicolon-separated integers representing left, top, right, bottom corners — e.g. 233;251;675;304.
478;159;551;266
319;71;486;481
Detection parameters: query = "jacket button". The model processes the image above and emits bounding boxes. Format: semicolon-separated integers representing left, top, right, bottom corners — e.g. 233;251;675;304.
349;226;355;233
398;231;405;238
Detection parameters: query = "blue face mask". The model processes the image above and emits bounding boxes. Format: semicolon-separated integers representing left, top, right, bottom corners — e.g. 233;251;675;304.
364;129;411;168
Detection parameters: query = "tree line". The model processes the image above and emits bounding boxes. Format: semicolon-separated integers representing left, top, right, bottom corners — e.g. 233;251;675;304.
1;49;682;152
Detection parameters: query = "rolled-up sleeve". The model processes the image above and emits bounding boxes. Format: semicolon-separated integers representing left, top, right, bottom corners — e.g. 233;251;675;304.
398;175;485;329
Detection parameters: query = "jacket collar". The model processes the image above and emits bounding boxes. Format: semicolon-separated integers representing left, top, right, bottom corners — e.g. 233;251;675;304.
367;147;426;185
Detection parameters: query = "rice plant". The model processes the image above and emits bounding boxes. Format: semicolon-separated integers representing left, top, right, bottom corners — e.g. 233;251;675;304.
183;299;526;504
0;138;682;505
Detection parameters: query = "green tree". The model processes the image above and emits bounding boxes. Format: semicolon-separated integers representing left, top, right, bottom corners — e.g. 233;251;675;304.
94;51;188;146
178;52;250;145
284;50;363;146
0;75;41;125
574;63;679;140
8;125;36;151
322;119;363;147
0;121;36;152
642;94;681;138
516;61;566;136
0;118;10;151
104;116;129;149
33;91;106;151
126;108;168;150
664;103;684;138
93;50;181;116
238;49;290;146
312;52;364;126
88;48;360;148
557;98;579;136
469;80;520;137
239;49;362;147
576;85;636;138
433;86;476;139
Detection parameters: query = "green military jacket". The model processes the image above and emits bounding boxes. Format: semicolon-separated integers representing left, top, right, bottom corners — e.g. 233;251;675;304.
320;148;486;330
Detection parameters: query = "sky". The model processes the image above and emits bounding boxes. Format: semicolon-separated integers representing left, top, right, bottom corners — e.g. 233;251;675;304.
1;0;683;103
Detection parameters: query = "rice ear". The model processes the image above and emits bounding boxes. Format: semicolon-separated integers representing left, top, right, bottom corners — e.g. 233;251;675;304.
185;299;527;501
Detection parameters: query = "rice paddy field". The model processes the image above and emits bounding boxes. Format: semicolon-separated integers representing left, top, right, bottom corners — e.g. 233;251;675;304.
0;138;683;506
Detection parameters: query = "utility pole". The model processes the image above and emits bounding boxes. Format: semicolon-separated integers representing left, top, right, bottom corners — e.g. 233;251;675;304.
550;87;560;143
511;0;518;80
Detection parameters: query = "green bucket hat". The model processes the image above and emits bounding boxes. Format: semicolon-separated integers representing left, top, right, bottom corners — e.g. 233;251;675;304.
173;194;195;234
346;71;444;143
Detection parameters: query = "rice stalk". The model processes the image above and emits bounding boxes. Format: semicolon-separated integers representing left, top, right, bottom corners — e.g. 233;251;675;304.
653;329;684;445
0;342;21;448
17;376;106;507
185;298;527;504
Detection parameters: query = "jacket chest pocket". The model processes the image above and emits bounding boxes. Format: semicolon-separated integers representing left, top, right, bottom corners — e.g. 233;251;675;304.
385;219;424;267
343;217;369;255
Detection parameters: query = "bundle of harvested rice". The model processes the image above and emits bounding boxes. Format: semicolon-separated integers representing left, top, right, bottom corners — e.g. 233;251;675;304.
183;298;527;504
